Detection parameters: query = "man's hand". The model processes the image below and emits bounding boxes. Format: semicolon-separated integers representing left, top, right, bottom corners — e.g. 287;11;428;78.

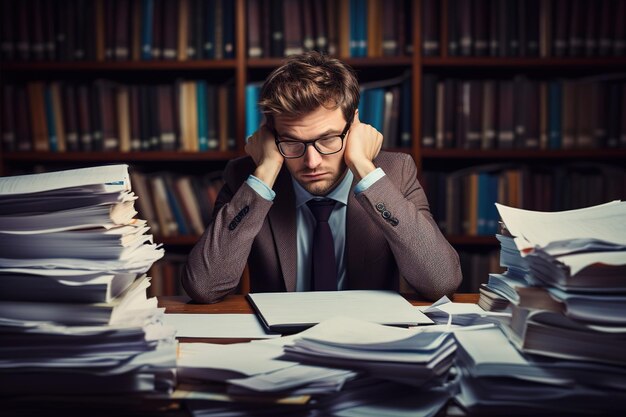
343;111;383;181
245;124;284;188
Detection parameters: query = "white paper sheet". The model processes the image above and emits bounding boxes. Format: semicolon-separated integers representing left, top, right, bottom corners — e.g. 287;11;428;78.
163;314;281;339
248;290;433;332
0;164;130;195
495;201;626;251
177;342;294;378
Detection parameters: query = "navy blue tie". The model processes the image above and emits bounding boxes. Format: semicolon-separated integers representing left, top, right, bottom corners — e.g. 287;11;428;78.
307;199;338;291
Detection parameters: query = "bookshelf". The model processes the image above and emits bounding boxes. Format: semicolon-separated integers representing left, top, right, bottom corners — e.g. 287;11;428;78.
1;0;625;294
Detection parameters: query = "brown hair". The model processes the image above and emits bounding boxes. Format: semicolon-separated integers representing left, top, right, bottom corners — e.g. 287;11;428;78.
258;51;360;126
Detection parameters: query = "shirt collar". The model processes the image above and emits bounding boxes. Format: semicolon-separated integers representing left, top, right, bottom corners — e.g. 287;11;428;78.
292;169;353;208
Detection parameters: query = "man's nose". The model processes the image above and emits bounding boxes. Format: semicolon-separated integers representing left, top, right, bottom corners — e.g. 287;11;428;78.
303;144;322;169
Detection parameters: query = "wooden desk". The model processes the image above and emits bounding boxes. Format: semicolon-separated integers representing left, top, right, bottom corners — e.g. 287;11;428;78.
158;294;480;344
159;293;480;313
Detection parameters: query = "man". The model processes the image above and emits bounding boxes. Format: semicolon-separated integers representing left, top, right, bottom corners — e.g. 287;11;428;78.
182;52;461;303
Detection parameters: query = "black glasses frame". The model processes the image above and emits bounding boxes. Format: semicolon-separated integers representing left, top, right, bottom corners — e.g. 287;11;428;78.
273;119;353;159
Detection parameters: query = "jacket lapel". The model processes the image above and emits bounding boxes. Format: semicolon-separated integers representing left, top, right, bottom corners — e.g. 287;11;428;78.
268;168;298;291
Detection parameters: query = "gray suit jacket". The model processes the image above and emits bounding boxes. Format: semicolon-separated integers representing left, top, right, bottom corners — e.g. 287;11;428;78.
182;151;462;303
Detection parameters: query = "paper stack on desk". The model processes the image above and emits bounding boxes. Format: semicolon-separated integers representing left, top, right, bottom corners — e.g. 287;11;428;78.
175;316;455;417
0;166;175;409
453;201;626;415
282;317;456;387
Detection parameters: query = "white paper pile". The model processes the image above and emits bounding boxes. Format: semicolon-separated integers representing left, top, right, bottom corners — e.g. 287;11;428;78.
0;166;175;410
176;316;456;417
454;326;626;415
453;202;626;415
282;317;456;388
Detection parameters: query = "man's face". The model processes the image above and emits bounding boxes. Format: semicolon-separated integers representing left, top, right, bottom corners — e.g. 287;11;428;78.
274;107;349;196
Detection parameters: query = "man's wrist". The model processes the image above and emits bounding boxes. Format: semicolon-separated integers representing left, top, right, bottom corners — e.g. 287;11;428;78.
348;159;376;182
253;159;283;188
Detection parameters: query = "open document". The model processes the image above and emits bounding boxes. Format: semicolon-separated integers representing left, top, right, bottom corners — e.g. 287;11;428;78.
247;290;433;333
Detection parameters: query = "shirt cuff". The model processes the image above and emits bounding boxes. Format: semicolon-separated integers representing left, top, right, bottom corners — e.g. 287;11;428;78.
246;175;276;201
354;168;386;194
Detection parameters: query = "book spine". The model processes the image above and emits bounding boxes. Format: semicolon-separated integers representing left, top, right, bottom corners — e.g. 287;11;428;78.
1;85;16;151
141;0;154;60
196;81;209;151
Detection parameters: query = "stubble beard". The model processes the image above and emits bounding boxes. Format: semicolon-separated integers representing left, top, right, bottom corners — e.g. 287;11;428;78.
297;164;348;196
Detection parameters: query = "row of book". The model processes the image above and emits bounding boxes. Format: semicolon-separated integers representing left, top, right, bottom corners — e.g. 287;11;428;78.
149;253;188;296
1;80;236;153
421;163;626;236
247;0;414;58
130;170;223;238
246;74;414;148
0;0;235;62
422;76;626;150
424;0;626;58
458;249;502;292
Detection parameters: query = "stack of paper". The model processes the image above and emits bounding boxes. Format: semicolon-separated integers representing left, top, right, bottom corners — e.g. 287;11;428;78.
483;233;534;306
454;326;626;415
282;317;456;387
495;202;626;362
477;283;510;311
0;166;174;408
176;316;455;417
175;339;361;415
454;202;626;414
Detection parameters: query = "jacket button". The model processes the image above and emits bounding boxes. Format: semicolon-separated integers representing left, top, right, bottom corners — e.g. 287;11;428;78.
382;210;391;219
390;217;399;226
375;202;385;212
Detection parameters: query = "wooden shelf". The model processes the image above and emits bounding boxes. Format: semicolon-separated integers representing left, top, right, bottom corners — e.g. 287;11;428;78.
446;235;499;245
420;149;626;160
0;60;238;71
158;235;201;245
422;57;626;68
247;56;413;68
1;151;240;162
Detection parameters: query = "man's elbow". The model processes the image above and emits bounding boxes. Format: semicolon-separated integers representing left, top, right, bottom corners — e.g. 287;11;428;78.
180;266;226;304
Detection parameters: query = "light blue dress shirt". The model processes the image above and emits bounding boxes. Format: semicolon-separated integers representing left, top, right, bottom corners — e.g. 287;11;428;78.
246;167;385;291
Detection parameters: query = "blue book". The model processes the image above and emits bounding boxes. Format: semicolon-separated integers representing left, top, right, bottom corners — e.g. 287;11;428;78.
548;81;562;149
367;88;385;133
358;0;368;57
358;88;368;122
141;0;154;60
487;174;499;235
44;86;58;152
163;175;189;236
477;173;490;235
245;84;261;139
196;81;209;151
206;83;219;150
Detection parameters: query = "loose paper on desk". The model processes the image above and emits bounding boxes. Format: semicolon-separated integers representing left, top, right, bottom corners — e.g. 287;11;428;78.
247;290;433;333
163;314;281;338
495;201;626;252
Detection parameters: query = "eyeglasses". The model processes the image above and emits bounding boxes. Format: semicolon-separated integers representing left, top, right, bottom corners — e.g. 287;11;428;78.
274;120;352;159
